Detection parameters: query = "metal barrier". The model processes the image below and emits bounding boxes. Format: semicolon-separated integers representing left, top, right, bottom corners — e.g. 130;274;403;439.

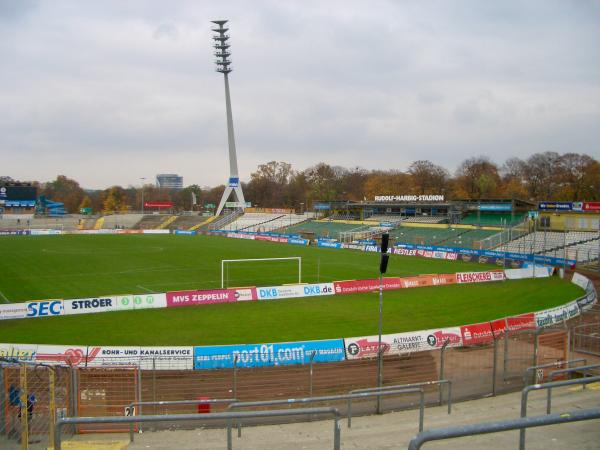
228;388;424;435
520;375;600;448
523;358;587;386
546;364;600;413
407;407;600;450
350;379;452;415
55;407;342;450
126;398;237;441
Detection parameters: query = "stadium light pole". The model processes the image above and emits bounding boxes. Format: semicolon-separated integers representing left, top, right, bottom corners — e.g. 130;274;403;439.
212;20;246;217
377;233;390;414
140;177;146;215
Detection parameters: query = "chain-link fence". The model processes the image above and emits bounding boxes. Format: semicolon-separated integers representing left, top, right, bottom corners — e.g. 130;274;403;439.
0;360;74;450
0;326;570;443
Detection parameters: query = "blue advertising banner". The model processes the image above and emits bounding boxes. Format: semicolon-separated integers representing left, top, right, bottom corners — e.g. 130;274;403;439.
317;239;342;249
193;339;345;369
394;243;576;267
287;237;310;246
478;204;512;212
174;230;196;235
538;202;572;211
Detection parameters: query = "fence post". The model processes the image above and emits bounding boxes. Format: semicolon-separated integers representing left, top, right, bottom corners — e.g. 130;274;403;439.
492;336;498;396
69;368;78;418
503;329;510;381
532;331;540;384
309;351;316;398
233;355;238;400
152;358;157;415
0;365;5;437
20;364;28;450
137;364;143;434
49;368;56;447
439;339;450;406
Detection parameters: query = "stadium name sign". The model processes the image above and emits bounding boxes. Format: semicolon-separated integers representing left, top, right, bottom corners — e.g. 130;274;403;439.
374;194;445;202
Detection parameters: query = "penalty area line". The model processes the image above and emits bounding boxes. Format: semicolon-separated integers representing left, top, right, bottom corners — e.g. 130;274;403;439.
136;285;156;293
0;290;10;303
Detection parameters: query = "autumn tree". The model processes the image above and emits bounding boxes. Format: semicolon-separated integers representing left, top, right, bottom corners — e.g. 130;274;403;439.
245;161;293;208
453;157;502;199
41;175;86;213
102;186;130;212
363;170;413;200
408;160;450;195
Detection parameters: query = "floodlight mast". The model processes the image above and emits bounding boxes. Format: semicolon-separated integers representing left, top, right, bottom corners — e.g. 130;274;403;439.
212;20;246;217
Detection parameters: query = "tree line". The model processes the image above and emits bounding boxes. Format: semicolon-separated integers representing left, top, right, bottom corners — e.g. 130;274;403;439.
6;151;599;214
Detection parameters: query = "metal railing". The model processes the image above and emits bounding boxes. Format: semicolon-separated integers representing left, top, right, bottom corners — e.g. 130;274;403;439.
407;407;600;450
520;375;600;448
126;398;237;441
228;388;425;435
349;379;452;415
55;407;342;450
522;358;587;386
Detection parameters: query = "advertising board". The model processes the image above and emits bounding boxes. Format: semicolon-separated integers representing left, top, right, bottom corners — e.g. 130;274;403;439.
141;229;170;234
535;301;580;328
174;230;197;235
456;271;505;283
64;297;117;315
257;283;334;300
166;289;236;307
115;293;167;310
345;327;462;360
479;204;512;212
91;346;194;369
583;202;600;212
288;237;309;246
506;313;536;331
317;240;342;249
0;303;28;320
26;300;64;318
333;278;402;295
144;201;173;208
193;339;345;369
460;322;494;345
538;202;573;211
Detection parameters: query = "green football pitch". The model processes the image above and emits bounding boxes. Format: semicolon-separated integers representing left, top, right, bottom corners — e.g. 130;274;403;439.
0;234;583;345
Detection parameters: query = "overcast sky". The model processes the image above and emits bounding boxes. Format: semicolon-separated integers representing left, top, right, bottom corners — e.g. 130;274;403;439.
1;0;599;189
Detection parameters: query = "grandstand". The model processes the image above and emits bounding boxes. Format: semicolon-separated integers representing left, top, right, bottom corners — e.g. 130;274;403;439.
218;212;311;233
460;212;527;227
496;230;600;263
278;220;365;239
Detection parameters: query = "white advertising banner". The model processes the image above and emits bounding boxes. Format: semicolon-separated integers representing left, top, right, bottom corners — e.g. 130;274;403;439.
142;229;170;234
256;283;334;300
456;271;505;284
88;346;194;369
64;297;118;315
0;303;28;320
0;344;193;369
114;293;167;311
345;327;463;360
535;301;580;328
571;272;591;291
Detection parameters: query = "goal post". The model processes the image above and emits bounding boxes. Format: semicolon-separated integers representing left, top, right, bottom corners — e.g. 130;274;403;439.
221;257;302;288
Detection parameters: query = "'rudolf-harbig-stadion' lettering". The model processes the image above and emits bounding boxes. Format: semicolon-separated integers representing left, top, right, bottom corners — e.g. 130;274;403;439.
193;339;345;369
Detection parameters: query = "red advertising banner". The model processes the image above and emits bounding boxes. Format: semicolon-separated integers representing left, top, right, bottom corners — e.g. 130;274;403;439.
144;201;174;208
333;278;403;295
490;318;507;336
506;313;536;331
460;322;494;345
166;289;237;307
255;235;289;243
583;202;600;212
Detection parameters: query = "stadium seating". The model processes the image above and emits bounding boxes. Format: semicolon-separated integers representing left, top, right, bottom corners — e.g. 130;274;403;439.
220;212;311;233
460;212;527;227
278;220;364;238
402;216;447;224
101;214;144;229
134;214;170;230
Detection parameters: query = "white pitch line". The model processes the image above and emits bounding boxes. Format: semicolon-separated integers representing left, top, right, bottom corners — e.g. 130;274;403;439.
0;290;10;303
136;285;156;293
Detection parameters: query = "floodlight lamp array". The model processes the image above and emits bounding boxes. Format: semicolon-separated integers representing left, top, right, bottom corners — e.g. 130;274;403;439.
211;20;232;74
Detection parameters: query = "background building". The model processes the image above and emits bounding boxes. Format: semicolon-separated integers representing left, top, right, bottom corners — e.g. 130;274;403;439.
156;174;183;190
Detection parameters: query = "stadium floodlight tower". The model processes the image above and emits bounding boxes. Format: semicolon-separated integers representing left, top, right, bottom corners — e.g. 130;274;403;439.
212;20;247;217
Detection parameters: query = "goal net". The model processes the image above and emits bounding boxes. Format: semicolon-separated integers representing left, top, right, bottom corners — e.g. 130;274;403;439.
221;257;302;288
